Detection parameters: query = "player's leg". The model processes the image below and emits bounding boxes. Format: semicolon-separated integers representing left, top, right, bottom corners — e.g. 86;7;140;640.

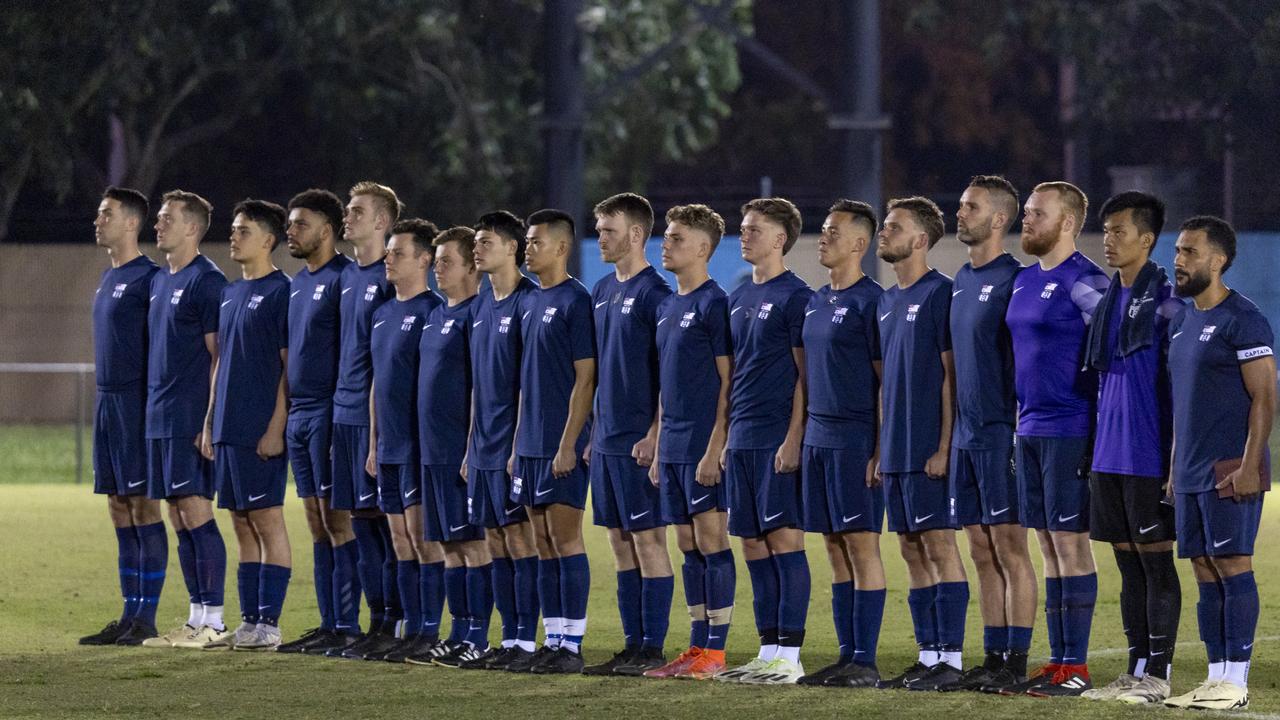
876;530;938;689
744;526;807;685
1115;477;1179;704
947;446;1007;689
308;502;360;653
828;530;885;688
501;518;542;665
381;511;420;657
241;504;291;650
982;522;1036;690
455;536;496;666
84;496;145;645
680;507;735;680
126;496;167;635
610;453;674;675
798;533;854;686
226;510;263;648
583;452;644;674
278;416;335;652
331;423;392;651
533;502;588;674
914;527;969;688
1082;471;1146;698
513;506;562;672
795;444;847;685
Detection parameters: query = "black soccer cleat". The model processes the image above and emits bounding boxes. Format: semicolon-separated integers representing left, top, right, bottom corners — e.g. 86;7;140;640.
385;635;438;663
305;631;361;656
276;627;333;654
936;665;998;692
434;643;491;668
1026;665;1091;697
530;647;585;675
80;619;129;646
876;661;932;690
613;647;666;677
582;647;641;676
905;663;964;691
113;619;159;646
339;630;398;660
482;645;533;671
798;661;855;686
365;635;417;662
506;645;558;673
825;663;881;688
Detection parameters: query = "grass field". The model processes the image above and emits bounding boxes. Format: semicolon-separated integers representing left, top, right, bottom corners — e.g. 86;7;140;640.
2;427;1279;719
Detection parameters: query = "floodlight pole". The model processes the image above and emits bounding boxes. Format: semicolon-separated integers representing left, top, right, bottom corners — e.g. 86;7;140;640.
543;0;585;275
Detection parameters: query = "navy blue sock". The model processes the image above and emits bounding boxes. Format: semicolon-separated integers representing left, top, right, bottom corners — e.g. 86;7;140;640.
444;565;469;643
616;568;643;649
419;561;445;640
934;581;970;653
116;526;141;621
1045;577;1064;663
1007;625;1033;654
514;556;540;644
175;528;199;605
745;556;780;647
257;563;291;626
238;562;262;624
1197;580;1226;663
831;581;854;661
681;551;708;648
539;558;563;647
559;554;590;652
907;585;939;653
189;519;225;608
333;539;361;634
1222;572;1259;662
641;575;674;650
491;556;517;642
983;626;1008;658
774;551;811;647
704;549;736;652
351;517;386;628
313;542;335;630
1060;573;1097;664
466;563;494;647
395;560;421;635
134;522;167;626
852;588;886;666
376;520;402;624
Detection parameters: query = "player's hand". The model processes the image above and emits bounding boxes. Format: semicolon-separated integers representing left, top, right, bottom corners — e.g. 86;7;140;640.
719;445;727;472
648;461;660;488
552;444;577;478
774;437;800;474
866;453;881;487
696;452;722;487
1219;464;1261;502
506;453;515;478
256;431;284;461
631;436;656;468
924;449;948;479
459;453;469;482
365;451;378;480
196;428;214;461
582;441;592;465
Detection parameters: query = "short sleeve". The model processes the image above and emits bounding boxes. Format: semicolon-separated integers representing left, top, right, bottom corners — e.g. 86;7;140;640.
1070;269;1109;324
786;287;811;348
1230;308;1275;364
570;292;595;362
932;281;952;353
644;281;673;327
706;295;731;358
862;293;881;362
196;272;227;334
274;286;290;350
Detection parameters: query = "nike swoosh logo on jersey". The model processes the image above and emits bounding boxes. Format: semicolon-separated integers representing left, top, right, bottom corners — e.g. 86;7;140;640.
692;494;710;505
1139;523;1159;534
1058;513;1080;523
535;487;554;497
842;514;862;523
172;479;190;488
913;514;934;524
879;311;892;321
424;324;434;330
473;320;484;327
221;299;233;307
657;317;668;325
595;300;608;308
1214;538;1233;547
630;510;650;520
805;309;818;316
248;493;267;502
1172;331;1183;339
405;487;417;497
127;479;146;488
991;506;1010;516
763;511;784;522
1012;286;1024;294
730;306;743;316
359;492;375;502
952;289;964;296
450;524;469;532
522;311;531;320
374;320;385;328
291;290;300;297
150;295;157;301
343;287;353;294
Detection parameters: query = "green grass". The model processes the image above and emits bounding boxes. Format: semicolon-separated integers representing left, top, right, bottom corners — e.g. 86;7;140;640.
0;425;88;484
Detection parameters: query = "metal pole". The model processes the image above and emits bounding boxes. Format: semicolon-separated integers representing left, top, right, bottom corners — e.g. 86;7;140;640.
543;0;585;276
75;369;85;484
833;0;886;280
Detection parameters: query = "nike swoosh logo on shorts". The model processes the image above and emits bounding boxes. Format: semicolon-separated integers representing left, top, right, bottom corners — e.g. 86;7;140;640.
763;511;784;522
505;506;521;515
1214;538;1233;547
914;514;934;524
172;479;190;488
630;511;649;520
359;492;375;502
692;494;710;505
248;493;266;502
1139;523;1159;534
319;483;331;491
595;300;608;308
128;479;146;488
842;514;862;523
405;487;417;497
1058;513;1079;522
991;506;1010;516
535;487;553;497
451;524;469;532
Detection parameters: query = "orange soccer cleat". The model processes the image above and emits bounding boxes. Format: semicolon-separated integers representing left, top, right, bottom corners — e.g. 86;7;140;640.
676;648;727;680
644;647;702;678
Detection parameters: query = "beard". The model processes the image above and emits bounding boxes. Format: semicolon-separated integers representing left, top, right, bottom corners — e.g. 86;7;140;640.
1174;268;1211;297
957;217;992;246
288;236;319;259
1020;217;1063;257
876;243;912;264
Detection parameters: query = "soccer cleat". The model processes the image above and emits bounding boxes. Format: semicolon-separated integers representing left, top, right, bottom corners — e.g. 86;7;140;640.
582;647;640;676
506;645;559;673
797;660;854;686
1081;673;1140;700
304;631;360;656
989;663;1054;695
80;619;129;645
434;643;491;668
202;621;255;650
906;663;963;691
740;657;805;685
1026;664;1091;697
825;663;881;688
385;635;438;663
113;619;159;646
677;649;727;680
1117;674;1171;705
339;630;399;660
935;665;997;692
141;623;197;648
714;657;773;683
875;661;932;690
1185;680;1249;711
644;648;703;678
530;647;585;674
276;627;332;654
367;635;418;662
172;624;231;649
613;647;666;677
234;624;282;651
456;645;504;670
481;646;533;671
1165;680;1220;709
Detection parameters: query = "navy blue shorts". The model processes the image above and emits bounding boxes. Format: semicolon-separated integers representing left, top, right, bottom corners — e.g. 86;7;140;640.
93;389;148;496
330;422;378;511
511;455;588;509
1016;435;1091;532
883;471;956;534
377;462;417;514
214;443;287;511
659;462;728;524
801;443;883;535
1176;490;1263;558
286;413;332;499
467;466;527;528
422;464;483;543
590;452;664;531
146;437;213;500
724;448;802;538
951;438;1019;526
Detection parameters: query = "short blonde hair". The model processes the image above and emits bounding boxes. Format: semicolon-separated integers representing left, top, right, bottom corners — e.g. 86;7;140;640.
1034;181;1089;237
349;181;403;225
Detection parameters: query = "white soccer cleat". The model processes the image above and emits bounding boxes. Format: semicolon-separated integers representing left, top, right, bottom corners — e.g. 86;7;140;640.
740;658;805;685
234;623;282;651
1165;680;1217;709
204;621;256;650
141;623;197;649
714;657;773;683
172;624;229;649
1117;674;1171;704
1081;673;1139;700
1186;680;1249;711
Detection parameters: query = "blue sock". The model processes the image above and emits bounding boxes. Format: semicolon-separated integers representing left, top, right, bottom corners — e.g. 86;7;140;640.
134;522;167;626
616;568;643;649
539;558;563;647
1045;577;1064;663
641;575;674;650
774;551;811;647
466;563;494;647
238;562;262;624
175;528;199;605
444;565;469;643
831;581;854;661
333;539;361;634
704;549;736;652
1060;573;1097;664
189;519;226;608
559;553;590;652
907;585;939;653
419;561;445;640
116;526;141;621
491;556;517;642
1197;580;1226;663
395;560;421;635
514;556;540;644
682;551;709;648
1222;572;1259;662
313;542;335;630
853;588;886;666
351;517;386;628
934;581;970;652
376;521;402;624
257;563;291;626
1007;626;1033;654
983;626;1007;656
745;556;780;647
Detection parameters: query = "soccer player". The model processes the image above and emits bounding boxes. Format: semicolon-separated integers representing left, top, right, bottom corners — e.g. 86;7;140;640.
714;198;812;686
795;200;887;688
275;189;360;655
1164;216;1274;711
509;209;596;674
463;211;541;670
644;204;737;681
199;199;292;650
873;197;969;691
366;219;444;662
1080;192;1183;703
581;193;675;676
1004;181;1108;696
329;182;400;659
946;176;1038;692
81;186;165;646
139;190;228;648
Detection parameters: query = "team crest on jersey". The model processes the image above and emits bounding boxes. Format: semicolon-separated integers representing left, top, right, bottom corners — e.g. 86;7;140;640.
621;297;636;315
400;314;417;332
979;284;994;302
542;307;558;324
1199;324;1217;342
757;302;774;320
312;283;326;300
170;288;185;305
906;304;921;322
112;282;128;299
248;294;265;310
832;306;849;324
499;315;513;334
1128;293;1154;319
364;283;378;301
441;318;455;335
680;311;696;328
1040;282;1058;299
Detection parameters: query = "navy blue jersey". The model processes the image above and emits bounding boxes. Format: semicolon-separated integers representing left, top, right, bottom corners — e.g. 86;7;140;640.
146;255;227;439
93;255;160;391
332;258;392;425
802;277;883;449
418;296;475;465
726;271;812;450
877;269;953;474
370;291;441;464
468;276;539;469
287;254;353;417
1168;291;1274;493
949;254;1021;449
210;270;291;446
591;266;672;454
516;278;595;457
655;280;732;464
